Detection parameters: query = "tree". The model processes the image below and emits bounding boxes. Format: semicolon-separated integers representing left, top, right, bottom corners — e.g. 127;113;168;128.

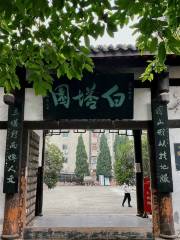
0;1;110;95
128;1;180;81
44;142;63;189
142;133;150;177
75;134;89;183
0;1;179;95
114;137;135;185
96;134;112;178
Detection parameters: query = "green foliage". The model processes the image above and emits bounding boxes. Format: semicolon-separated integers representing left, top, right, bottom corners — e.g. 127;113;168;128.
114;136;135;185
44;142;63;189
129;0;180;81
0;1;179;94
0;1;111;95
75;134;89;182
142;133;150;177
96;134;112;178
44;170;59;189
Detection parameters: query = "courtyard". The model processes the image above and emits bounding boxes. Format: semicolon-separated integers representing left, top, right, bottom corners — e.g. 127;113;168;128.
31;185;151;229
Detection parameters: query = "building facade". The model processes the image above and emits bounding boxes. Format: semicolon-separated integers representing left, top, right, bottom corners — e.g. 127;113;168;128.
47;130;116;175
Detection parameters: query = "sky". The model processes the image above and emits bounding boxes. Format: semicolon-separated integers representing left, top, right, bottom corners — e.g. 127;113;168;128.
90;24;137;47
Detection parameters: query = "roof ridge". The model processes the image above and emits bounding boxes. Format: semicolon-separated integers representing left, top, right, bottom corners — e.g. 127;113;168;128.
89;44;140;57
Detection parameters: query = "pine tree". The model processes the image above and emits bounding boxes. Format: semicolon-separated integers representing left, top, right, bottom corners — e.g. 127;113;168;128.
96;134;112;178
75;134;89;182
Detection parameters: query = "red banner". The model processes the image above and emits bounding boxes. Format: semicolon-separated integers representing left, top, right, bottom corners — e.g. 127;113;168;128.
144;177;152;214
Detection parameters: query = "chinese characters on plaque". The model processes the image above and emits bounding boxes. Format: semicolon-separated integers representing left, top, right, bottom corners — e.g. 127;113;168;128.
152;101;173;192
43;73;134;120
3;105;23;193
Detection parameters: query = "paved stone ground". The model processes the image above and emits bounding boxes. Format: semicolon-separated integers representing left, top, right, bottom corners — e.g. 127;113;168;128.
31;186;152;230
0;222;2;236
42;185;137;215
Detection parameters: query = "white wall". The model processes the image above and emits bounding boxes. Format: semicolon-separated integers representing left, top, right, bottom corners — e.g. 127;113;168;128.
169;129;180;234
132;66;180;80
24;89;43;121
23;86;180;122
134;88;151;120
168;69;180;235
0;130;7;234
24;88;152;121
0;88;44;121
0;89;8;121
168;87;180;120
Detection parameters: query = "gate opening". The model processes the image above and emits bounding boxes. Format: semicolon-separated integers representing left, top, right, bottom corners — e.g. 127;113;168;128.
25;128;152;232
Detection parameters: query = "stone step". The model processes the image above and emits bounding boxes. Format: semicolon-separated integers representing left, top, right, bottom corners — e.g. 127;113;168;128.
23;227;153;240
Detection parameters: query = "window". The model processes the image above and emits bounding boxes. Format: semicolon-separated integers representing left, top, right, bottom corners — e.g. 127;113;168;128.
91;156;97;164
92;144;97;151
74;129;86;133
62;144;68;160
62;132;69;137
63;144;68;150
93;133;97;138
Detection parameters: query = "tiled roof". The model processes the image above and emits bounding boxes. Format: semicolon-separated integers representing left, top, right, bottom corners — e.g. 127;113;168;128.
89;44;180;62
91;44;137;52
89;44;150;57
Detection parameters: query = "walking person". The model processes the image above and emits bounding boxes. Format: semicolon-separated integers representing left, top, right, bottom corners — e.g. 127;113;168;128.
122;183;132;207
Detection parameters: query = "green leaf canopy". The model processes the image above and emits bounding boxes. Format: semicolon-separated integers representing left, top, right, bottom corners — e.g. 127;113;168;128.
0;1;179;94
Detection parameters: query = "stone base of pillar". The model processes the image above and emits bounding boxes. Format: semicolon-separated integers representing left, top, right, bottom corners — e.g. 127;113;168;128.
159;193;175;238
159;233;177;239
1;233;19;239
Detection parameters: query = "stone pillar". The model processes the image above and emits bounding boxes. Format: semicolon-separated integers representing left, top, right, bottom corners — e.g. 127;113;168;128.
2;69;25;239
133;130;144;216
150;73;176;239
2;124;24;239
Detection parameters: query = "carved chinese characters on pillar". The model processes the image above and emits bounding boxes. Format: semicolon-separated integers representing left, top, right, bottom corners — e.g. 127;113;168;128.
3;105;23;193
43;73;134;120
152;102;173;192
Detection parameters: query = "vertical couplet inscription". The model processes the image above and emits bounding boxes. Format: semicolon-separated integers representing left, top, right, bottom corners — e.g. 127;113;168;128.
3;105;23;193
152;101;173;192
